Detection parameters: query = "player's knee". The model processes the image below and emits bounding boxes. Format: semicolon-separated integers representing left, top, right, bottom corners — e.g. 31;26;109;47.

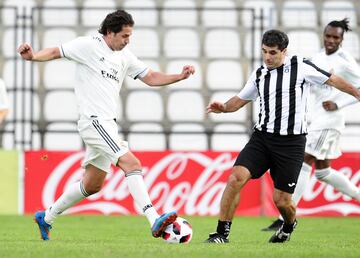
228;171;246;188
84;183;103;195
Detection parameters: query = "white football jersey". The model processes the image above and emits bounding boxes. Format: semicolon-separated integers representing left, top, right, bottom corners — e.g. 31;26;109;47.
308;48;360;132
60;34;148;120
0;78;9;110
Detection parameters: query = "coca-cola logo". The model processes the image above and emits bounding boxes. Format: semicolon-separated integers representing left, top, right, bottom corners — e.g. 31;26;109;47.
42;152;235;215
298;167;360;216
40;152;360;216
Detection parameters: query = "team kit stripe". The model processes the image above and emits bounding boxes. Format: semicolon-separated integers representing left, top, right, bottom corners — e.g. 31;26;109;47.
274;65;283;132
287;56;298;135
253;56;330;135
92;120;121;153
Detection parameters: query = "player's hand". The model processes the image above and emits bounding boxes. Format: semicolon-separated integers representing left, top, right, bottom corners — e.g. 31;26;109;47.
206;101;226;113
180;65;195;79
17;43;34;60
322;101;338;111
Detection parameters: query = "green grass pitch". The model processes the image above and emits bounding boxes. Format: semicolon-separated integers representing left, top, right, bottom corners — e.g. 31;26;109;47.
0;215;359;258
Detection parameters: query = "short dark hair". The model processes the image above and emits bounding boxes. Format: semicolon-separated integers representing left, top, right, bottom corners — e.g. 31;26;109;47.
262;30;289;51
98;10;134;35
326;18;351;37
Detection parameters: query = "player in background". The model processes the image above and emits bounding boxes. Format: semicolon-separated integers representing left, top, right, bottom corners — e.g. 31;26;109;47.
18;10;195;241
0;78;9;125
204;29;360;244
263;18;360;231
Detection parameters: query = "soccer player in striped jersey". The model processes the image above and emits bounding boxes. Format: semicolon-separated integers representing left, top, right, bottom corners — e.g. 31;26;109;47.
263;18;360;232
205;29;360;243
18;10;195;241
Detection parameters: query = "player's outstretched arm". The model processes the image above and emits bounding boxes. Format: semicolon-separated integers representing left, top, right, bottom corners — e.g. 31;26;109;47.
140;65;195;87
326;74;360;101
18;43;61;62
206;96;250;114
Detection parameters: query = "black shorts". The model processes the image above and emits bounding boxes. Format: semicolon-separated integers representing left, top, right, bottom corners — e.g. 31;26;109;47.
234;129;306;193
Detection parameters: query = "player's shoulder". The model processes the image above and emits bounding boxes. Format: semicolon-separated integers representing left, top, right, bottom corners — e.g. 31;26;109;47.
336;48;357;64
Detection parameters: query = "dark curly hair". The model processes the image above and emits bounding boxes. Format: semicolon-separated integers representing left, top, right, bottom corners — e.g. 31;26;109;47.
262;29;289;51
326;18;351;36
98;10;134;35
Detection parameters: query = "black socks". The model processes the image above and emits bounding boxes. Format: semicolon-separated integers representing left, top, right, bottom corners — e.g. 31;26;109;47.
217;220;232;238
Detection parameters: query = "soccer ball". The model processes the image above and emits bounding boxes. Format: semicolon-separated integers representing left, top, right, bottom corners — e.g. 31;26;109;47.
162;217;193;244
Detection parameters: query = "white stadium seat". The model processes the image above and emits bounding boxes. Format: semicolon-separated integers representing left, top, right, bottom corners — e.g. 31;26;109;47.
282;0;317;28
209;92;247;122
128;29;159;58
3;28;39;58
2;60;40;89
126;90;163;122
162;0;197;27
81;0;116;26
244;29;262;63
128;123;166;151
321;1;357;28
2;0;35;25
202;0;237;28
44;91;78;121
44;122;83;150
43;60;76;89
123;0;158;27
242;0;277;28
2;122;41;150
164;29;200;58
167;91;204;122
343;102;360;123
211;124;249;151
166;60;202;90
169;123;208;151
342;32;360;60
341;126;360;151
287;30;320;58
205;29;240;58
42;28;77;48
206;60;243;90
42;0;78;26
6;91;40;122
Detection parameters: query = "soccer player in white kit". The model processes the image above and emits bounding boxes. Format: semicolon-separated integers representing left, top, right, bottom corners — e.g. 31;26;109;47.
0;78;9;125
18;10;195;241
263;18;360;231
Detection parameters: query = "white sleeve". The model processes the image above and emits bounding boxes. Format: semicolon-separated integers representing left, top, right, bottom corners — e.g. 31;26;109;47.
237;70;259;100
335;93;358;109
59;36;92;63
0;79;9;110
302;59;331;85
125;48;149;80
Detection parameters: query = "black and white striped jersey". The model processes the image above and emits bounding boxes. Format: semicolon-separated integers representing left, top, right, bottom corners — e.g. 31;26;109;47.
238;55;331;135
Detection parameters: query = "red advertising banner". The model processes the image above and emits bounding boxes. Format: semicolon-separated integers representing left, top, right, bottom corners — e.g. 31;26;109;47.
24;151;360;216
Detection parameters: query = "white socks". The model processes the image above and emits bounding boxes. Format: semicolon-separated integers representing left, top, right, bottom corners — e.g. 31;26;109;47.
44;181;89;224
292;162;312;206
125;170;159;226
315;167;360;201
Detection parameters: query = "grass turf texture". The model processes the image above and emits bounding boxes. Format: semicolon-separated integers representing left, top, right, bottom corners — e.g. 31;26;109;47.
0;215;359;258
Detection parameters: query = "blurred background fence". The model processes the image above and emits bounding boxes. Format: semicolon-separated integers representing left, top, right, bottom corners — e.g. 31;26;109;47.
0;0;359;152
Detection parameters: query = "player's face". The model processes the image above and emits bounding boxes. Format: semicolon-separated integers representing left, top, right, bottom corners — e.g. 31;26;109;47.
323;26;343;55
107;25;133;51
261;44;286;69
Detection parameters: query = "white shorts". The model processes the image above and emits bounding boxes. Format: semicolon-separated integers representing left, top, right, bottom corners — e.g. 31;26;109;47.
78;118;129;173
305;129;341;160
